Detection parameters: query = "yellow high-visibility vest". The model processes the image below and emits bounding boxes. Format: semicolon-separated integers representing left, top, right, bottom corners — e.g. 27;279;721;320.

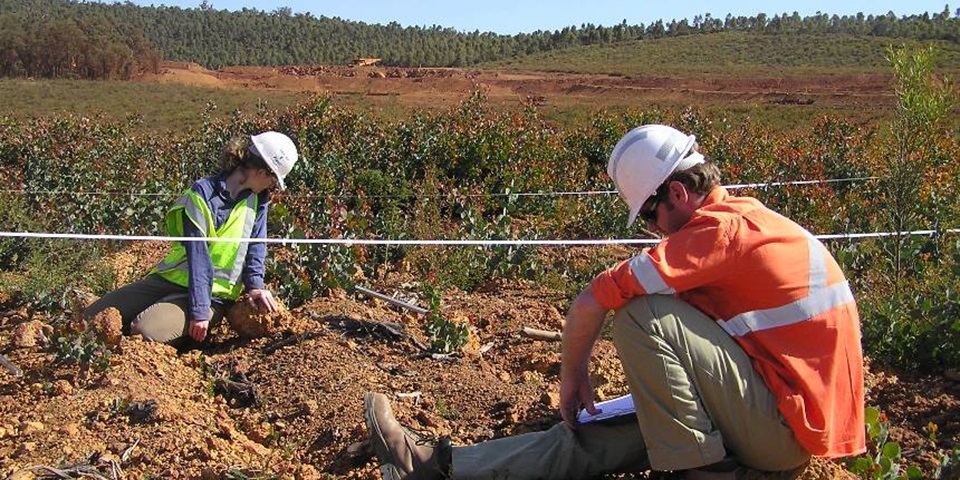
151;190;258;300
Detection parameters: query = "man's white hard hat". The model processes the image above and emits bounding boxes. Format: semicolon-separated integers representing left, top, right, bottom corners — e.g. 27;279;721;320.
607;124;705;227
250;131;298;191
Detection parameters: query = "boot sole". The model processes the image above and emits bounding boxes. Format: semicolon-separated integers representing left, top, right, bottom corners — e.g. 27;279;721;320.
364;392;403;480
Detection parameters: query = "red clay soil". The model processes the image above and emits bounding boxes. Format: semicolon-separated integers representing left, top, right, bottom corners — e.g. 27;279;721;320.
1;244;959;480
139;62;896;115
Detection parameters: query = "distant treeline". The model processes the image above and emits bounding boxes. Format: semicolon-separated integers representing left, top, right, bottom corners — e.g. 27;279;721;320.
1;0;960;76
0;6;161;79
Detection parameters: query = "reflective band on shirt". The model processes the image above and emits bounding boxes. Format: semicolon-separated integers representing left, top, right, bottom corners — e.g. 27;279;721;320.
629;254;676;295
719;281;855;337
179;195;209;236
718;235;855;337
223;194;257;285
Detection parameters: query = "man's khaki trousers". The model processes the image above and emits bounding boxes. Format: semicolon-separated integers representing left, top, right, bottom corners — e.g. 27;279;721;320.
452;295;809;479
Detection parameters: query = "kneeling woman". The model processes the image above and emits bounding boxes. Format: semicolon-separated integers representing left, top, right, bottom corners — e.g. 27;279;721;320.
85;131;299;345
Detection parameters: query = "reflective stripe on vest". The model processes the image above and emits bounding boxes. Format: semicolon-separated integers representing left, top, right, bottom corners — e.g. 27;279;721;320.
152;191;258;300
630;254;676;295
717;234;855;337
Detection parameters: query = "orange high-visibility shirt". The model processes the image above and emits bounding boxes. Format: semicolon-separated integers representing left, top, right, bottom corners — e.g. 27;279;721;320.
591;187;865;458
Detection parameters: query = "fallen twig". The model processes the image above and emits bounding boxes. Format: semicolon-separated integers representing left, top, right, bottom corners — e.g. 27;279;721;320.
355;286;429;314
521;327;562;342
325;316;407;340
395;391;422;404
120;439;140;462
0;353;23;377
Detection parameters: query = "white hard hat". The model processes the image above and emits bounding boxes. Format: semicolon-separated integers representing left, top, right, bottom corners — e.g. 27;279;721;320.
250;131;298;191
607;124;705;227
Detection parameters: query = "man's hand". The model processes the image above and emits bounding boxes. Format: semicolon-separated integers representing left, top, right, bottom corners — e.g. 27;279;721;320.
247;288;278;312
189;319;210;342
560;366;601;428
558;287;609;429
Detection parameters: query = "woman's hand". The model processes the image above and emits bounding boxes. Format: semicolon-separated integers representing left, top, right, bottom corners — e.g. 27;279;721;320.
247;288;278;312
189;320;210;342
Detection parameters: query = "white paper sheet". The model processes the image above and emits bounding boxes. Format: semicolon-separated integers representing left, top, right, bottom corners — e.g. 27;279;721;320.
576;394;636;424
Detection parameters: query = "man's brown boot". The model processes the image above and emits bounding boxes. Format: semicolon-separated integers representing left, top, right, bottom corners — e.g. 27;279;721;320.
364;392;451;480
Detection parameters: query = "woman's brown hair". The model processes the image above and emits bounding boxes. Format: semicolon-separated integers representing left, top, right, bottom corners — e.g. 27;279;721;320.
219;135;271;174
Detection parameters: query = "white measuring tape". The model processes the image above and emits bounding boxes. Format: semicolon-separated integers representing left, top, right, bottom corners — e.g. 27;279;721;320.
1;229;956;246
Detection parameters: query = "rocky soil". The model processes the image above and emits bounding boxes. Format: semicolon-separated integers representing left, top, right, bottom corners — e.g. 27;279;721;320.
0;244;958;480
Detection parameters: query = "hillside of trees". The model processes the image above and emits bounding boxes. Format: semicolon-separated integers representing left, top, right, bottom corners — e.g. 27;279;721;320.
2;0;960;76
0;4;160;79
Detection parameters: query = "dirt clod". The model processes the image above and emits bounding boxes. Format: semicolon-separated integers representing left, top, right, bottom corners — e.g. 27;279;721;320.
226;296;293;338
88;307;123;348
11;321;48;349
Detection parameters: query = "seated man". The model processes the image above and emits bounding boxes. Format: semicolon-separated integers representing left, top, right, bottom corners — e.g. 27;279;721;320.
364;124;866;480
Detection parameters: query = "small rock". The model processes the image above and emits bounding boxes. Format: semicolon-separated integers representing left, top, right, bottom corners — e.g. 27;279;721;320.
244;421;273;445
298;400;319;417
242;439;271;456
11;321;47;349
415;411;443;428
295;463;321;480
541;391;561;409
59;423;80;437
52;380;74;396
88;308;123;348
19;421;44;435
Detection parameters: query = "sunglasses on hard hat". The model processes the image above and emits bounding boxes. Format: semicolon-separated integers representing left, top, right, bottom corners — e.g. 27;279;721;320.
639;183;668;224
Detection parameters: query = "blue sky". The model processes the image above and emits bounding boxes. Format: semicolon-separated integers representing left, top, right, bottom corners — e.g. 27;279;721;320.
122;0;951;34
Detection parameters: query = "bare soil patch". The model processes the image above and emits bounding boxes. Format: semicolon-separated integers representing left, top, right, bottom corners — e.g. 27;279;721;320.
138;62;896;115
1;244;958;479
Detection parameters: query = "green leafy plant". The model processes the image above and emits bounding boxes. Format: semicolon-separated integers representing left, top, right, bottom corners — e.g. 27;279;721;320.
847;406;924;479
434;397;461;420
109;396;133;417
422;282;471;355
50;330;113;374
937;445;960;479
224;468;280;480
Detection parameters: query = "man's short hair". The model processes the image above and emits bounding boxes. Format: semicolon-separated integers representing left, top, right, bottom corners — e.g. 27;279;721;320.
667;162;721;196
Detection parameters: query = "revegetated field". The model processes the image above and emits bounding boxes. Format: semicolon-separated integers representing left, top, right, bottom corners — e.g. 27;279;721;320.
0;32;958;480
